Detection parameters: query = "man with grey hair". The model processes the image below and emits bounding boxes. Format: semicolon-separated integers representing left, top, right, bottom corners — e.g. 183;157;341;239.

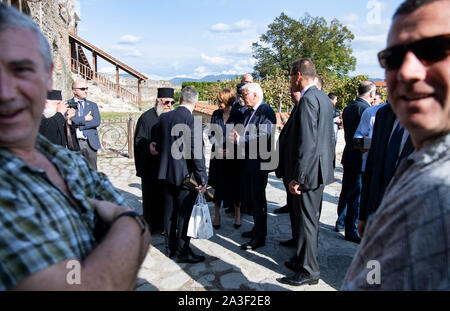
230;82;276;251
0;4;150;290
134;88;175;233
150;86;208;263
335;81;376;243
342;0;450;290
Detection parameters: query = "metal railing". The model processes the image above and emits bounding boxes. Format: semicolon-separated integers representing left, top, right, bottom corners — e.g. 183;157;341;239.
98;117;135;159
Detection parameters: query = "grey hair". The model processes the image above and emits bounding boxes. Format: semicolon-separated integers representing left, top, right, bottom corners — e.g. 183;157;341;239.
242;83;264;100
0;4;52;72
180;86;199;105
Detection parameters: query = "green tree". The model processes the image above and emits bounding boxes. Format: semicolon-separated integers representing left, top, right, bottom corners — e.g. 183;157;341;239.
252;13;356;79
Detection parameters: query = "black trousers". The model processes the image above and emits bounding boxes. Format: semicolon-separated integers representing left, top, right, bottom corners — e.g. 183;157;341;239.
283;179;295;241
141;176;166;233
242;160;268;243
291;184;325;278
164;182;197;257
78;139;97;171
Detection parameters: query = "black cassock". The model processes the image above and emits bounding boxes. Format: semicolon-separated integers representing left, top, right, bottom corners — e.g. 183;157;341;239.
39;113;79;151
134;107;165;233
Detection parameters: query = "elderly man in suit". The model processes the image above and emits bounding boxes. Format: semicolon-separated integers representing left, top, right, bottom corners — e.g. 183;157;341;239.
231;83;276;251
68;80;101;170
335;81;376;243
276;58;335;287
134;88;174;233
150;86;208;264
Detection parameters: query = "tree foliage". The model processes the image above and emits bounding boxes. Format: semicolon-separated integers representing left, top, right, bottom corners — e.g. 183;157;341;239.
252;13;356;79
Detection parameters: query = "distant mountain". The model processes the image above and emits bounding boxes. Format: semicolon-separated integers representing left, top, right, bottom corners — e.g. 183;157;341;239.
170;74;241;85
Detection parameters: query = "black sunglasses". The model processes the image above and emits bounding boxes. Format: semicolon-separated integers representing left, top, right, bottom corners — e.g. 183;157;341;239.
378;34;450;70
163;100;175;105
74;87;88;91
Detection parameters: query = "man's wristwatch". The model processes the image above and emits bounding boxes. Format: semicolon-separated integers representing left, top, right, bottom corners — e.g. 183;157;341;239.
114;211;146;235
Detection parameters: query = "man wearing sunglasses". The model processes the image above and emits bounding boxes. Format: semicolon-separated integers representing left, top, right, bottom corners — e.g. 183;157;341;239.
134;88;175;234
68;80;101;170
342;0;450;290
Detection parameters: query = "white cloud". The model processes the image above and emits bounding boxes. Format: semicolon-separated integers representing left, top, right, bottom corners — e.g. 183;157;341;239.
118;34;141;45
98;66;116;74
211;19;253;33
201;53;231;65
110;45;143;58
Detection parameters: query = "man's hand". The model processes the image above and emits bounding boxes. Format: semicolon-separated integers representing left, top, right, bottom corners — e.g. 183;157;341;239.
196;185;207;193
88;198;131;225
289;180;302;196
57;100;69;115
66;108;76;123
149;142;158;155
227;131;236;144
85;111;93;122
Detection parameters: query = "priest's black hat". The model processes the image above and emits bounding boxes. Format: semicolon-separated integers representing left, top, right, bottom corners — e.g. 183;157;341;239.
47;90;62;100
157;88;174;99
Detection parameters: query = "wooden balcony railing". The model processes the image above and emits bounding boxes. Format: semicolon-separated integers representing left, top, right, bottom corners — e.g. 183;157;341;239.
71;58;139;106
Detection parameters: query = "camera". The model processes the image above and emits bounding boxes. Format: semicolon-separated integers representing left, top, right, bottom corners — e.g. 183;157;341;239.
67;101;78;109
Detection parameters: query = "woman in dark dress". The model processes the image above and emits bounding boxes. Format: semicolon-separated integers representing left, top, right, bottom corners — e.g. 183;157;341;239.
208;89;241;229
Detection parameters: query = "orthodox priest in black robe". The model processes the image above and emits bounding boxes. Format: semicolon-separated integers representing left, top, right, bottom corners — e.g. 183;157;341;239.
134;88;175;233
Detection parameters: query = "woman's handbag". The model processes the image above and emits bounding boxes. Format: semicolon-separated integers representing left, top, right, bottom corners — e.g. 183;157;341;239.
187;192;214;239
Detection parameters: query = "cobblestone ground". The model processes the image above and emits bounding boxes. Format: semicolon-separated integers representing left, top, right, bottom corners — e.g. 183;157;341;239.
97;130;358;291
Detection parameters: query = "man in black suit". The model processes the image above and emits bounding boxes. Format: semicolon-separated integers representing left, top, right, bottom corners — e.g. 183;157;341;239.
68;80;102;170
275;88;301;240
134;88;174;233
276;58;335;287
335;81;375;243
358;103;414;237
231;83;276;251
150;86;208;264
39;90;79;151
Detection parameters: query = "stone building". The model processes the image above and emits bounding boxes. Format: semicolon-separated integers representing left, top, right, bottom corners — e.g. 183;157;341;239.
1;0;78;99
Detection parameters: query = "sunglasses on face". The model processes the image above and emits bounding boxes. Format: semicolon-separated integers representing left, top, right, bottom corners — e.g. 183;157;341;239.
75;87;88;91
163;100;175;105
378;34;450;70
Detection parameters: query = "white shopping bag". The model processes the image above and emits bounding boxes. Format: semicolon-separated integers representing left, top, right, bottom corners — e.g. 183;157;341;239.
187;192;214;239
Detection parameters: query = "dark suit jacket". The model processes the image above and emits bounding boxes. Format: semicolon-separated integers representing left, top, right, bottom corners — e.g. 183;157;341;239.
240;101;276;166
279;86;335;190
69;98;102;151
134;107;160;178
39;113;80;151
341;97;371;170
359;104;415;221
152;106;207;187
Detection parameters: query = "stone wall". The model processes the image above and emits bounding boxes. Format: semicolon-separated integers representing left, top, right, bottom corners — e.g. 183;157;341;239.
22;0;76;99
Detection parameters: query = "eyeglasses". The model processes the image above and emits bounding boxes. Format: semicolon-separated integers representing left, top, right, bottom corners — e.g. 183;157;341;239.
163;100;175;105
74;87;88;91
378;34;450;70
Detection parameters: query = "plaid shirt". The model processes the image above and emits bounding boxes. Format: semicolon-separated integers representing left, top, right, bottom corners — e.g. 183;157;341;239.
0;135;126;290
342;133;450;290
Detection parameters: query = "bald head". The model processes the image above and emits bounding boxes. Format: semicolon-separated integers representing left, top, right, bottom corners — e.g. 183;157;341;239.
241;74;253;84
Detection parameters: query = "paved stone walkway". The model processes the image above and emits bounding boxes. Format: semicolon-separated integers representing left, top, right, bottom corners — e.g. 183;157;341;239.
97;130;358;291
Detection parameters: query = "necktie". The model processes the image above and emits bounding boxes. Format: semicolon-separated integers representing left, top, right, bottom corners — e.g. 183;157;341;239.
78;101;87;137
383;122;405;188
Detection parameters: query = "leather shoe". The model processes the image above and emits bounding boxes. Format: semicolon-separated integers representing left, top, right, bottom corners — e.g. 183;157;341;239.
176;249;205;264
280;238;296;248
241;230;254;238
240;239;265;251
274;205;289;214
345;236;361;244
277;272;319;287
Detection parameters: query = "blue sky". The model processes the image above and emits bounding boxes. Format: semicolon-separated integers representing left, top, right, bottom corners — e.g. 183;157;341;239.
75;0;404;80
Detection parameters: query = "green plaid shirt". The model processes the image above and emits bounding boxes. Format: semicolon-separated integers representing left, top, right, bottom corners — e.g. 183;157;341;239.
0;135;126;290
